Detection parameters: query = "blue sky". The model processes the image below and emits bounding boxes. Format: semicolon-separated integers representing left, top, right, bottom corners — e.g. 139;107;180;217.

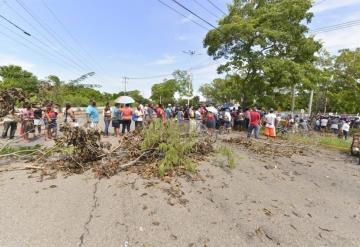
0;0;360;98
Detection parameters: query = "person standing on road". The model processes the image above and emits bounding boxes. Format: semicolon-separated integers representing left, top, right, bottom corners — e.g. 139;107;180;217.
247;107;261;139
86;100;99;128
21;103;34;142
112;103;121;137
121;104;132;134
134;105;144;130
165;104;172;119
320;117;328;133
1;108;19;139
103;102;112;137
64;103;76;124
264;109;276;138
341;121;350;140
33;105;43;137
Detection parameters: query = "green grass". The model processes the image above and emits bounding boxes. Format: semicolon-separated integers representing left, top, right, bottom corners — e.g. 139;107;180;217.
318;136;351;151
217;145;236;169
288;134;351;151
0;144;42;155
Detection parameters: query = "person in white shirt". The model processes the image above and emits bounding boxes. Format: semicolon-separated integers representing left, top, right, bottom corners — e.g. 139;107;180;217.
224;109;232;130
134;106;144;130
341;121;350;140
264;109;276;138
320;117;328;132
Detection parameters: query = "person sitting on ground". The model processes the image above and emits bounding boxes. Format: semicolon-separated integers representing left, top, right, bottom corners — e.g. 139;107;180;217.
86;100;99;128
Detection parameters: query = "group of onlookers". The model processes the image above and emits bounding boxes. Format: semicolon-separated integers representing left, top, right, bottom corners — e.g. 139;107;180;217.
313;115;355;139
1;102;59;142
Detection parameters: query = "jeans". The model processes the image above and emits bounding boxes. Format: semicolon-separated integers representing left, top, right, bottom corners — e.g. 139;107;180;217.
2;121;17;139
104;118;111;136
122;120;131;134
343;130;348;140
247;124;259;138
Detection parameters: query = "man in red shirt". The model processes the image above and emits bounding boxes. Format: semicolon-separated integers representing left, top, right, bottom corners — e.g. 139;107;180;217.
247;107;261;139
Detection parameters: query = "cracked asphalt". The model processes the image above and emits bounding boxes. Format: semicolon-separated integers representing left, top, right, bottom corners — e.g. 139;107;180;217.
0;144;359;247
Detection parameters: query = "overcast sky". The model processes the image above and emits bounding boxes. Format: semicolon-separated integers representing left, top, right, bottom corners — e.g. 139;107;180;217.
0;0;359;97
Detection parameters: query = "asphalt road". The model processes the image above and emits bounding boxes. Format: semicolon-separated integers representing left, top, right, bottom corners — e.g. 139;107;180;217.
0;135;359;247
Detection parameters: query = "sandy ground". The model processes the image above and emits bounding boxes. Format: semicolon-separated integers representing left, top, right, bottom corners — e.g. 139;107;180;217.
0;131;359;247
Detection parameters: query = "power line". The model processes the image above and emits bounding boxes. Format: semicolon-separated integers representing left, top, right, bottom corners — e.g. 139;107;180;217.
205;0;226;15
192;0;220;19
169;0;218;29
40;0;106;74
311;19;360;33
0;13;31;36
0;13;85;75
15;0;90;72
157;0;209;31
0;28;80;76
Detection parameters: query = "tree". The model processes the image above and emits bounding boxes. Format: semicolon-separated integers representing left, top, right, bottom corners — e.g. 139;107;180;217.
173;70;192;97
328;48;360;113
203;0;321;110
0;65;39;93
150;79;178;105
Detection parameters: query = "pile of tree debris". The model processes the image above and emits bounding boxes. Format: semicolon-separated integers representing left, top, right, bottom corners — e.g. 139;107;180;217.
35;121;214;179
223;137;308;158
0;88;27;117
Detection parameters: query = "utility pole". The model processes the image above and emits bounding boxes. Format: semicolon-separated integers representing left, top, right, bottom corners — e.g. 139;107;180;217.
182;50;202;106
123;76;129;95
308;89;314;116
291;84;296;117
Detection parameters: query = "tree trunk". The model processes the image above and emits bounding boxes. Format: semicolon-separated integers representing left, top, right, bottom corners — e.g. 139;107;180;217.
291;84;296;117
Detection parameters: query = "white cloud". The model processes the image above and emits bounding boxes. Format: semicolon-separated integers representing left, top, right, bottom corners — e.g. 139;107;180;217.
149;55;176;65
176;34;190;41
0;54;35;71
312;0;360;13
314;25;360;53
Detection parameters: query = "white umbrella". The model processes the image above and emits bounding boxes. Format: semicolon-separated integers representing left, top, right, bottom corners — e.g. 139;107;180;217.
206;106;218;114
115;96;135;104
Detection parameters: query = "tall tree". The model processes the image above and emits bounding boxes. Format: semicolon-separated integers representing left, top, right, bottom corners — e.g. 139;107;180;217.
203;0;321;110
328;48;360;113
151;79;178;105
0;65;39;93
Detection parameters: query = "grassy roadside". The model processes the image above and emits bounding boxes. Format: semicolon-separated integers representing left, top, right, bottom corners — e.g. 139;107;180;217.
288;134;352;152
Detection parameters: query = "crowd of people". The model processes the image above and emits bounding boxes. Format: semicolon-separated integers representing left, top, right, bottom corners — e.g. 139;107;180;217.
1;99;358;143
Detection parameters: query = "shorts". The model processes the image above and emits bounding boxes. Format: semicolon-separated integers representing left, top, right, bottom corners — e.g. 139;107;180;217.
112;120;120;128
264;127;276;137
34;119;44;126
